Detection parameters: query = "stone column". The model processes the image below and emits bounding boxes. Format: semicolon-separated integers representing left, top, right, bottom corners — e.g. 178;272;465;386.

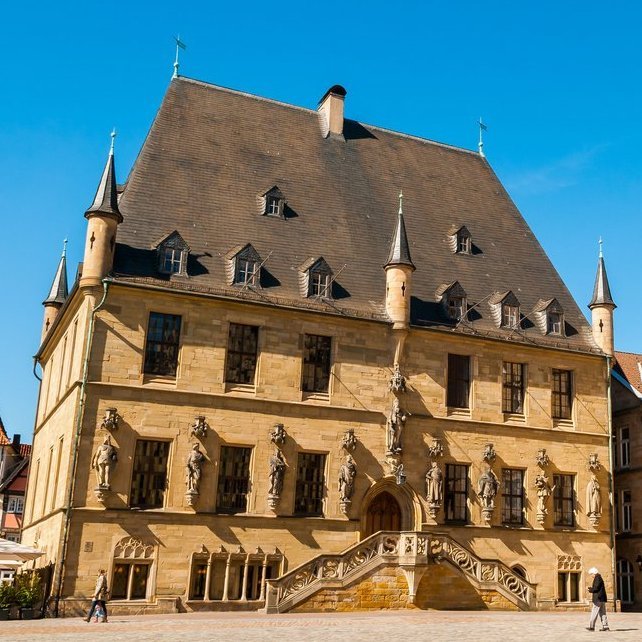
203;556;213;601
259;557;268;601
222;556;231;601
240;555;250;601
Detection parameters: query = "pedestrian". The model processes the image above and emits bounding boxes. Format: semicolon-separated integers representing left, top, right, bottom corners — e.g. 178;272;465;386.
85;569;109;623
586;567;609;631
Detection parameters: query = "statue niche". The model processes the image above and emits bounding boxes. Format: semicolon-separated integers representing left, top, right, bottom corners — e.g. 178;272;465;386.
338;455;357;514
185;443;205;507
92;435;118;503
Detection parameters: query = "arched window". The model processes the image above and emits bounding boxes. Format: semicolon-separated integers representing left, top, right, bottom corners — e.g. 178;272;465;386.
111;537;154;601
617;558;635;604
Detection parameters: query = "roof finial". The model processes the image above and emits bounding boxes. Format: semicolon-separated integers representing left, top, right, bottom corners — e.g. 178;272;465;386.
62;238;68;258
173;35;187;78
398;190;403;215
598;236;603;259
110;128;116;155
478;117;487;157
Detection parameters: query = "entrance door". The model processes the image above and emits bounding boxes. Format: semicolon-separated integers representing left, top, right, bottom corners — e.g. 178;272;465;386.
365;491;402;537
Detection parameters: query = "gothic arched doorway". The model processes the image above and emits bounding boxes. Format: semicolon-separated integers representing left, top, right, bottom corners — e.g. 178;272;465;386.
364;491;402;537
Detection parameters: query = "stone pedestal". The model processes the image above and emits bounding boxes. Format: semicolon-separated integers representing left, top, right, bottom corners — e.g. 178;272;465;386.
185;490;199;508
94;484;110;504
267;494;280;511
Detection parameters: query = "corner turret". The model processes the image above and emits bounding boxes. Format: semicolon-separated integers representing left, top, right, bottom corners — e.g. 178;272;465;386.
79;131;123;289
384;192;415;332
588;239;616;356
42;240;69;341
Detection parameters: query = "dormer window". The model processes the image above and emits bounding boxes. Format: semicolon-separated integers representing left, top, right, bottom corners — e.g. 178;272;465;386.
448;296;466;321
299;257;333;299
457;231;471;254
155;231;189;276
261;186;286;218
448;225;472;254
437;281;468;322
502;304;520;329
547;311;562;335
226;244;261;287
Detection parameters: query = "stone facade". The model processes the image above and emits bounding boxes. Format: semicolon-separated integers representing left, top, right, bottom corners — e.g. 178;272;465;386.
22;77;616;616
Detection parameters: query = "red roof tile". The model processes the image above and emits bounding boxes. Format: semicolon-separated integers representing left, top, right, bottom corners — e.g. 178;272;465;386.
615;351;642;394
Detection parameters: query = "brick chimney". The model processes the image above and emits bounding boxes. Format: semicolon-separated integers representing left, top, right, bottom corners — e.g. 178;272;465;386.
317;85;347;138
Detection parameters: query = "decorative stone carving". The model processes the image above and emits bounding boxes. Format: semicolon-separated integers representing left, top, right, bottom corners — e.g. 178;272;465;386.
190;416;208;439
270;423;287;446
267;448;286;510
394;463;406;485
588;453;601;471
185;443;205;506
534;472;553;524
586;474;602;526
477;465;499;522
100;407;119;432
338;455;357;513
341;428;358;453
388;364;407;393
386;398;410;454
535;448;550;468
482;443;497;464
92;436;118;501
425;461;444;519
557;554;582;572
427;436;444;459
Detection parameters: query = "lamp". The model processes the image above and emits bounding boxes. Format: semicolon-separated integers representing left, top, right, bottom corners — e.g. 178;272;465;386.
395;463;406;485
636;555;642;571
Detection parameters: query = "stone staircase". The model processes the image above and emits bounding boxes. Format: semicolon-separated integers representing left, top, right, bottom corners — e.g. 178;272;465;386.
265;530;536;613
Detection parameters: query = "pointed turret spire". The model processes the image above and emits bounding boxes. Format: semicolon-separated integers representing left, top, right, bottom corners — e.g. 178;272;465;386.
85;130;123;222
43;240;69;305
384;191;415;271
589;238;616;309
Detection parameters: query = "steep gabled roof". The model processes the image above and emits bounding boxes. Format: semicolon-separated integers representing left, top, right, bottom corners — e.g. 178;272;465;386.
615;351;642;395
43;246;68;305
589;256;616;309
113;76;597;352
86;141;123;222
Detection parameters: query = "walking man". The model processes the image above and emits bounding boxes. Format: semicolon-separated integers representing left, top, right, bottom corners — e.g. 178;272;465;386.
586;567;609;631
85;569;109;623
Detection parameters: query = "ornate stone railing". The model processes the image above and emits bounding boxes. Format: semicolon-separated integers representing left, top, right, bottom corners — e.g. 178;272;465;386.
265;531;536;613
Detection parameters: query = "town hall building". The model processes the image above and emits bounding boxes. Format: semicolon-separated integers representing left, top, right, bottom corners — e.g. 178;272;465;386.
23;76;616;615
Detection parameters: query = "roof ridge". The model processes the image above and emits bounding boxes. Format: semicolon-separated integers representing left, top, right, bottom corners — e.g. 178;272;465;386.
175;76;481;157
615;350;642;358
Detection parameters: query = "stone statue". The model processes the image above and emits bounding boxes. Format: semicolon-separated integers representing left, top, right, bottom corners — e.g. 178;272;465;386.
586;474;602;524
388;364;407;393
477;466;499;519
91;436;118;489
426;462;444;504
185;443;205;494
534;472;553;523
387;398;409;454
338;455;357;503
268;448;286;497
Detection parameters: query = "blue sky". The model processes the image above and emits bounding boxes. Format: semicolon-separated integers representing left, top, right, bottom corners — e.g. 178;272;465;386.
1;1;640;438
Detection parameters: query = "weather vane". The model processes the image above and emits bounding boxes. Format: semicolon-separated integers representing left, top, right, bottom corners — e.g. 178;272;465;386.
398;189;403;215
478;117;488;157
599;236;603;258
173;35;187;78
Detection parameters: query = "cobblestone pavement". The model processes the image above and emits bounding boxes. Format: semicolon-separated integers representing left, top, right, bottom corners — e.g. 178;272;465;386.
0;610;640;641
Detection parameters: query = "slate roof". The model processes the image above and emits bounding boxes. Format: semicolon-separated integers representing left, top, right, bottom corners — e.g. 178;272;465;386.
43;250;68;305
113;76;598;353
615;351;642;395
589;256;616;308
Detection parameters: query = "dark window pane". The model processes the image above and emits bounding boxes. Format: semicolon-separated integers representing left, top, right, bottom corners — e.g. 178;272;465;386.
570;573;579;602
553;474;575;526
294;453;326;516
447;354;470;408
130;440;170;508
190;563;208;599
112;563;129;600
445;464;469;522
502;468;524;525
143;312;182;376
502;362;525;413
131;564;149;599
552;369;572;419
226;323;259;384
302;334;332;393
216;446;252;513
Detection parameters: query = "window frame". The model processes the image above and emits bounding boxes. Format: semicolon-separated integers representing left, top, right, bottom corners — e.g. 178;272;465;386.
301;334;332;394
309;270;331;298
143;312;182;377
502;304;520;329
225;323;260;385
444;463;469;523
7;497;24;514
502;362;525;414
447;354;471;409
235;257;259;286
617;559;635;604
618;426;631;469
111;561;152;601
159;246;185;275
129;439;171;510
557;571;581;603
456;232;471;254
551;369;573;420
447;296;466;321
265;195;282;217
547;311;563;335
294;452;326;517
216;445;253;514
501;468;525;525
553;474;575;527
622;490;632;533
